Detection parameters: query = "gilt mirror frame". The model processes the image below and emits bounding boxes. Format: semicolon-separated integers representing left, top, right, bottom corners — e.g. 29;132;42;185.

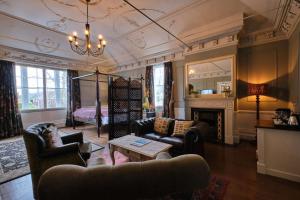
184;54;236;99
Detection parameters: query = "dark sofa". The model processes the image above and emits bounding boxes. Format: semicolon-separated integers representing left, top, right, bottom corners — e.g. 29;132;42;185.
133;118;209;156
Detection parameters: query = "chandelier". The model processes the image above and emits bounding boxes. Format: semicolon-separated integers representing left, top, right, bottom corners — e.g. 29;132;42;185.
68;0;106;57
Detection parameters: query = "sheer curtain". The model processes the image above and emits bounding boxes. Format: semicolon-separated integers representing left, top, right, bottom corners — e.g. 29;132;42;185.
65;70;82;127
163;62;173;118
0;60;23;138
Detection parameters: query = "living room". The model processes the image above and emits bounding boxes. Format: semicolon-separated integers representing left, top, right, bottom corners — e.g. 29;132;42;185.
1;0;300;200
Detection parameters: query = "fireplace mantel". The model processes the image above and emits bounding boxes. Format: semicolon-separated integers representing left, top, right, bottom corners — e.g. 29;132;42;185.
185;97;235;144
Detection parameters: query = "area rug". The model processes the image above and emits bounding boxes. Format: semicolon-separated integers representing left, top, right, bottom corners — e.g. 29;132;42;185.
0;136;30;184
192;175;229;200
0;136;104;184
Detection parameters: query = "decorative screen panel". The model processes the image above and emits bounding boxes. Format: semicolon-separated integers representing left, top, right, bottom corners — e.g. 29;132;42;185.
109;77;143;140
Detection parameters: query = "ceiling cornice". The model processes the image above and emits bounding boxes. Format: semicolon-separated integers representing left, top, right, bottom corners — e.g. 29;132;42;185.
239;0;300;48
111;32;239;73
0;44;95;71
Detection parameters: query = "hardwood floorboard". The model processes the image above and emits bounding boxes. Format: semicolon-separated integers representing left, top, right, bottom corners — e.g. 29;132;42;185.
1;126;300;200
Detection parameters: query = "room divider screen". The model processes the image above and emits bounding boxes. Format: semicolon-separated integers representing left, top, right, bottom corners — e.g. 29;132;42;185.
108;76;143;140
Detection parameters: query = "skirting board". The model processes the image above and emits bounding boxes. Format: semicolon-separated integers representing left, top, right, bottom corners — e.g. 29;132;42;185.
257;162;300;183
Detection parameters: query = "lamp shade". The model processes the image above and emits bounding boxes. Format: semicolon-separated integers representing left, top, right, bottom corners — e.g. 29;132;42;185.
248;83;267;96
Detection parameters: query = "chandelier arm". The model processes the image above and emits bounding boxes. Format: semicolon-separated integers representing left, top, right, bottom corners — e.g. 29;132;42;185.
70;42;88;55
89;47;102;57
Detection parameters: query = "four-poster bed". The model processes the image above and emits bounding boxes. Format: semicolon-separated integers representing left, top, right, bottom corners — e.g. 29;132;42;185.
70;69;143;138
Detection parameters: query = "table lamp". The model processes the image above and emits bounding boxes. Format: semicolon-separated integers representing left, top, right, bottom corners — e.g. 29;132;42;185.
248;83;267;120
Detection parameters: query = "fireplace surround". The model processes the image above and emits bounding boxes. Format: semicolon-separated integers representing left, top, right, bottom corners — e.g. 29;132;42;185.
185;97;234;144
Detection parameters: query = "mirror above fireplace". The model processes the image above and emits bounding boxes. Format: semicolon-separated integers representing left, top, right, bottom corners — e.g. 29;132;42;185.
185;55;236;98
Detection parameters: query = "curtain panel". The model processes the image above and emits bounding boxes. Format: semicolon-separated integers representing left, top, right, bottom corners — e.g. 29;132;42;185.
0;60;23;138
163;62;173;118
65;70;82;127
145;65;155;107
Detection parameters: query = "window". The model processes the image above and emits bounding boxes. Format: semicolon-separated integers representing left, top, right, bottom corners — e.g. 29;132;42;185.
153;64;164;108
16;65;67;111
45;69;67;108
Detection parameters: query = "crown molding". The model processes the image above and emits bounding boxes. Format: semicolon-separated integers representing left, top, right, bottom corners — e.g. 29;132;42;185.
238;29;288;48
183;34;239;56
0;44;95;71
239;0;300;48
111;32;239;73
279;0;300;38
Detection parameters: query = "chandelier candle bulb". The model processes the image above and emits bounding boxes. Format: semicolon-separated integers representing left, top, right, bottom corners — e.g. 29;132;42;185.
98;34;103;40
68;36;73;42
73;32;77;37
102;40;107;46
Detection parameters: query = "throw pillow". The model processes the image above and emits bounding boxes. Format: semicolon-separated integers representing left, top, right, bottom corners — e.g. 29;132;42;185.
172;120;194;136
40;127;63;148
154;117;171;135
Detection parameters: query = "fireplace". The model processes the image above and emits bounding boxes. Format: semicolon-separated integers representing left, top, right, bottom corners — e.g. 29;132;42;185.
191;108;225;144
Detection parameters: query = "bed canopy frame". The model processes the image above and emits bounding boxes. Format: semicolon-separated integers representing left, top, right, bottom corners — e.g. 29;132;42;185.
70;69;143;138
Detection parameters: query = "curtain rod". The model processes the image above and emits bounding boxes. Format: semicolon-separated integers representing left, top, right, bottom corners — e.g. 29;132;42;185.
122;0;191;49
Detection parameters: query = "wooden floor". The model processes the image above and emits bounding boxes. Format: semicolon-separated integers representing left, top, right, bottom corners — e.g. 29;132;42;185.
1;126;300;200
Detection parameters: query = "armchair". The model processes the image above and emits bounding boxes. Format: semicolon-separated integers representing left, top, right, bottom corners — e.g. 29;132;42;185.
133;118;209;156
23;123;88;198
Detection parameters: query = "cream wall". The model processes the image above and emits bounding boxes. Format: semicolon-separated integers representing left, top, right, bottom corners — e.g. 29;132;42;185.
238;40;289;111
78;71;108;106
21;110;66;128
121;42;291;141
288;22;300;112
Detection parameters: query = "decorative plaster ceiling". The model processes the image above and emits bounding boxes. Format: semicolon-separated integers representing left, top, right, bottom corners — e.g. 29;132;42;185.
0;0;294;71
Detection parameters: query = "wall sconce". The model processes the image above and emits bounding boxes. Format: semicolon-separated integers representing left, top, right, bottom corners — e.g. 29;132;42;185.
248;83;267;120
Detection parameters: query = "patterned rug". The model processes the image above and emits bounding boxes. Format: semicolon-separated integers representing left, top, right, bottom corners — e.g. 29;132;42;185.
0;137;30;184
193;175;229;200
0;136;104;184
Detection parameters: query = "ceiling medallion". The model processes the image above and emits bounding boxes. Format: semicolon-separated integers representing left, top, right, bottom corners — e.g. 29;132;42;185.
68;0;106;57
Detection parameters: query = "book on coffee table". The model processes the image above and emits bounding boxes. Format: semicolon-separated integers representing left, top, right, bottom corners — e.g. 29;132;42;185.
130;138;151;147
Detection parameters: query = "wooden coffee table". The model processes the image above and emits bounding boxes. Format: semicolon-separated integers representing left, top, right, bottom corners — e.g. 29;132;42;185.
108;135;172;165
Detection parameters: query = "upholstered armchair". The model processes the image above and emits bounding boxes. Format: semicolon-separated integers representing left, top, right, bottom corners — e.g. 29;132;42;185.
133;118;209;156
23;123;88;198
38;154;210;200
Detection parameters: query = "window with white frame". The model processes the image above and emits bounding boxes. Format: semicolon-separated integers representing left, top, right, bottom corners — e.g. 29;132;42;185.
153;64;164;108
15;65;67;111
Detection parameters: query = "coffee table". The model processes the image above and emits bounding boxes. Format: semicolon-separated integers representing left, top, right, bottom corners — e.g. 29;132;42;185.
108;135;172;165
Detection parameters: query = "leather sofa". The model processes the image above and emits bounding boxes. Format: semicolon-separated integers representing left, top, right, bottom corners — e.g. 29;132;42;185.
133;118;209;156
23;123;94;198
38;154;210;200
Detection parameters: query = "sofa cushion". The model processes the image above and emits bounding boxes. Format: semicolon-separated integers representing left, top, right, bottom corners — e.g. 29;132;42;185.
40;128;63;149
172;120;194;137
159;137;184;148
143;133;163;141
154;117;172;135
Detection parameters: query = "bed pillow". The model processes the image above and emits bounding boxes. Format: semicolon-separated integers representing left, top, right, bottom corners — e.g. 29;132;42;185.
154;117;172;135
40;127;63;148
172;120;194;137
